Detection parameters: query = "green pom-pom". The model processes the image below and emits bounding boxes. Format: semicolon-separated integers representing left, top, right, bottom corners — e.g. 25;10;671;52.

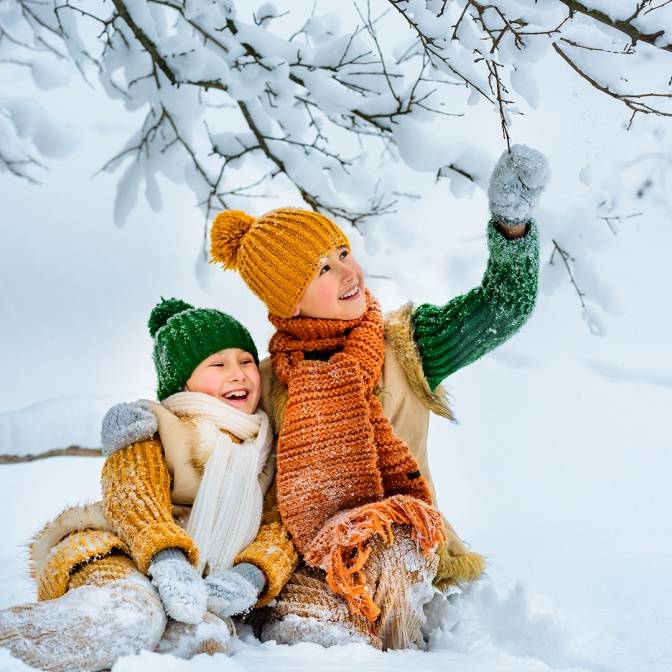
148;298;193;337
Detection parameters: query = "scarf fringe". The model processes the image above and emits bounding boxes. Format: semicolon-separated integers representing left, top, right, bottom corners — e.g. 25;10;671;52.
308;495;446;623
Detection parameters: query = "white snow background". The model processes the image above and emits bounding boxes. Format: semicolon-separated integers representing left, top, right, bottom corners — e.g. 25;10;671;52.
1;14;671;672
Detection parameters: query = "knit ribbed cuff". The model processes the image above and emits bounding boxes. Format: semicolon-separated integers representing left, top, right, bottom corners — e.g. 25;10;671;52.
129;522;199;574
37;529;130;601
235;521;299;607
68;553;137;592
487;217;538;264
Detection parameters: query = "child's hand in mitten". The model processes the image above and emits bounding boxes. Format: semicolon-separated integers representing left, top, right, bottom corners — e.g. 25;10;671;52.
206;563;266;617
487;144;551;225
149;548;207;624
101;401;157;455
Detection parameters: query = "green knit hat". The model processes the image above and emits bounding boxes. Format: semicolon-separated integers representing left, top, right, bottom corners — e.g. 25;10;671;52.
149;297;259;401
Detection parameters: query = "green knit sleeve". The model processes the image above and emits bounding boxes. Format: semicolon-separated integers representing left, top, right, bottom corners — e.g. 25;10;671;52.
412;219;539;390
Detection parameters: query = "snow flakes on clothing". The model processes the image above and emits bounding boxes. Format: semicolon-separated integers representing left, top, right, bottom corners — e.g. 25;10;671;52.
149;549;207;625
262;614;372;648
488;144;551;223
0;575;166;672
101;401;158;456
156;612;234;659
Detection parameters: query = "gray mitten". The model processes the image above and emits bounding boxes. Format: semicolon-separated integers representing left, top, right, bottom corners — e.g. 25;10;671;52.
206;563;266;618
148;548;207;624
101;400;157;456
488;144;551;225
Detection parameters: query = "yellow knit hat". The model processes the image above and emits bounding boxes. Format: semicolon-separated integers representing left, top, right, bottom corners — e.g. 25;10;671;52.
210;208;350;317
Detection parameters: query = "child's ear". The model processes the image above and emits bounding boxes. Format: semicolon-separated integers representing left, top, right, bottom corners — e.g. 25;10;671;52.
291;306;301;317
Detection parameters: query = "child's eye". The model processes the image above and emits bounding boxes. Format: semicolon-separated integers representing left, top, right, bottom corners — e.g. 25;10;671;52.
319;264;331;276
241;359;254;365
210;362;224;367
339;249;348;260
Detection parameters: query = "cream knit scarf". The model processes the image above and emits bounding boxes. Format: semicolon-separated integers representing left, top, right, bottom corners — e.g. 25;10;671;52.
161;391;273;574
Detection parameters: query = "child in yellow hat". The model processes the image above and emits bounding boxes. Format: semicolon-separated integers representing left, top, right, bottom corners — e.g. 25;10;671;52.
201;144;550;649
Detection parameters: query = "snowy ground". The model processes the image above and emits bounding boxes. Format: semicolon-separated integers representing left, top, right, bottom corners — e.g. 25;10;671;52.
1;18;671;672
0;463;614;672
0;448;668;671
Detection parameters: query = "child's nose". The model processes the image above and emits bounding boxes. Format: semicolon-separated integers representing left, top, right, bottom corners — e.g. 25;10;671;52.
338;261;356;281
227;365;244;381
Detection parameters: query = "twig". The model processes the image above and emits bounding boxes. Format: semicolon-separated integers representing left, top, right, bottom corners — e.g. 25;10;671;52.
598;211;643;234
550;239;585;308
489;59;511;150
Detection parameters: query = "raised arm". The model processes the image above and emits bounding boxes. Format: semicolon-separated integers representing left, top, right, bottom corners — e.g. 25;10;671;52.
412;145;550;390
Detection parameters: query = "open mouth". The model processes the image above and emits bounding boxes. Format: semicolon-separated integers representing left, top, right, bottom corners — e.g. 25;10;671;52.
223;389;249;402
339;284;360;301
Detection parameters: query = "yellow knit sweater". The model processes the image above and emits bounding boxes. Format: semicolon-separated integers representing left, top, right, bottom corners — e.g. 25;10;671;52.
101;437;298;607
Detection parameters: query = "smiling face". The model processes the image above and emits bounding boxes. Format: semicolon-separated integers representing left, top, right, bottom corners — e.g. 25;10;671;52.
294;245;366;320
185;348;261;414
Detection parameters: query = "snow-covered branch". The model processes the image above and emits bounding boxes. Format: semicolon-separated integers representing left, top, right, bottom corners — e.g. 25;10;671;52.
388;0;672;136
2;0;672;334
0;2;77;182
4;0;671;226
45;0;475;230
557;0;672;53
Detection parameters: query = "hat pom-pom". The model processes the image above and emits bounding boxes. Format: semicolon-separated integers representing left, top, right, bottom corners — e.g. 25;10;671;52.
148;297;193;337
210;210;256;269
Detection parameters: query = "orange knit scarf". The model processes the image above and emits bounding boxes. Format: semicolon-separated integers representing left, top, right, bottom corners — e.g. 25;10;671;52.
269;291;445;621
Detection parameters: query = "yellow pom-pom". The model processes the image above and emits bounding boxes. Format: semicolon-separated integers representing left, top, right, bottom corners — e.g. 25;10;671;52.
210;210;256;269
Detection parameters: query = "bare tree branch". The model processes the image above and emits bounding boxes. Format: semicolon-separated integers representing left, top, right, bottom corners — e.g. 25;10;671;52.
550;239;585;308
0;446;100;464
554;42;672;118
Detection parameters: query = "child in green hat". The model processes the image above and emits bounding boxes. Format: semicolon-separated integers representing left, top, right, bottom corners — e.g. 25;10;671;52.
0;298;295;671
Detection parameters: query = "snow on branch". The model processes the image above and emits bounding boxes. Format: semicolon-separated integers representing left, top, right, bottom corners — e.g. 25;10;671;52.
51;0;476;231
553;42;672;128
387;0;672;142
4;1;672;213
2;0;672;321
0;1;481;231
557;0;672;53
0;1;78;182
